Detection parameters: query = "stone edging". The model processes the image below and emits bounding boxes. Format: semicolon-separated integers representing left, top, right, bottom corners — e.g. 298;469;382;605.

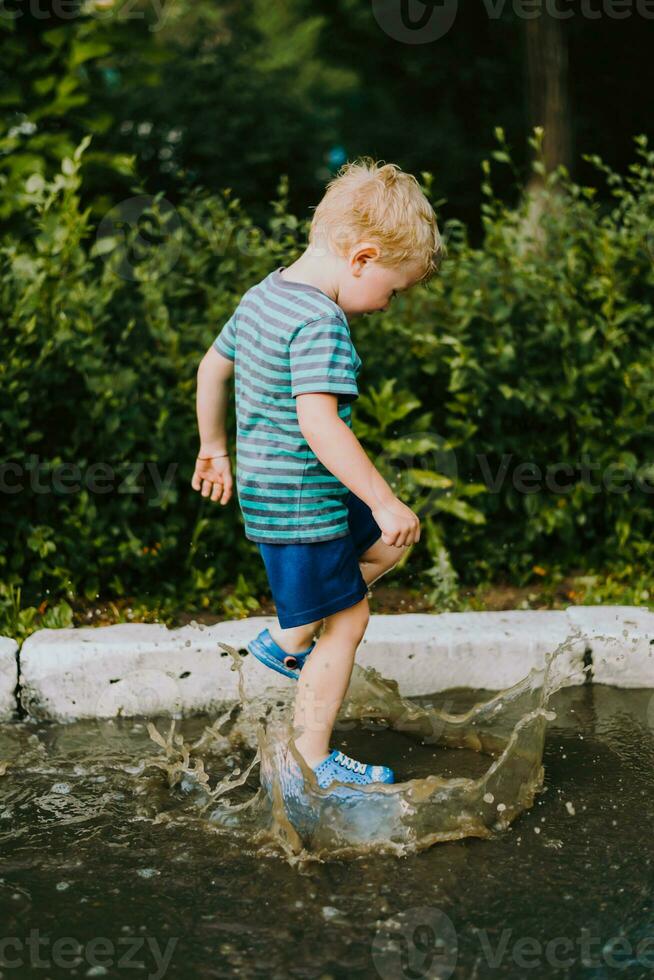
0;605;651;722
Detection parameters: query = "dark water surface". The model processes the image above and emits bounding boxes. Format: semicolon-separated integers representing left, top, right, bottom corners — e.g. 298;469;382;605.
1;671;654;979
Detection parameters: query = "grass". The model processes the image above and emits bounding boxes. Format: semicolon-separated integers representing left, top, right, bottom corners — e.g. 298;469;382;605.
0;563;650;644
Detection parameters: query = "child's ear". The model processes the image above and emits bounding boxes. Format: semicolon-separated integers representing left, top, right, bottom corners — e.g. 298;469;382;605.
350;244;381;277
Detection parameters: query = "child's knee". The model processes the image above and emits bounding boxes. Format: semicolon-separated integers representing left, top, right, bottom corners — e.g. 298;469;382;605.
361;539;402;574
324;597;369;644
385;552;402;572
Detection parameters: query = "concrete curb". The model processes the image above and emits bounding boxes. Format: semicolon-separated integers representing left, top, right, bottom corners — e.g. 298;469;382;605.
6;604;651;722
566;605;654;686
0;637;18;720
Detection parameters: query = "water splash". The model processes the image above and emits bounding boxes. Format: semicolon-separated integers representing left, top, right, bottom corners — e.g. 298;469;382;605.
143;629;587;863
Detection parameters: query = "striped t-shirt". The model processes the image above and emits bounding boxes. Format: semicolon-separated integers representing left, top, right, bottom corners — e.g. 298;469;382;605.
213;266;362;544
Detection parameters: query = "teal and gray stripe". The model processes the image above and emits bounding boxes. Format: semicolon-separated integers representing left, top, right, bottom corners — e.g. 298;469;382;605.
213;267;362;544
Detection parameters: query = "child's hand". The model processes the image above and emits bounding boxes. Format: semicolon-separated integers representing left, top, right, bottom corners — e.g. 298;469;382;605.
191;453;233;505
371;497;421;548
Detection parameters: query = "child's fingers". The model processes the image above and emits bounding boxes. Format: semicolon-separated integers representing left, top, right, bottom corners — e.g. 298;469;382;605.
207;476;233;504
392;525;420;547
191;469;233;504
398;526;415;547
220;474;233;504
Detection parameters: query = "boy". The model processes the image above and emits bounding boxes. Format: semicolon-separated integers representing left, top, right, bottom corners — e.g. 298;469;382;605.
193;158;442;796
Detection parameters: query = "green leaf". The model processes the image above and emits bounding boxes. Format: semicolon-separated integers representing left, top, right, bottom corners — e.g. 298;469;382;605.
69;41;112;69
91;236;118;257
383;435;443;457
42;27;69;48
459;482;488;498
25;173;46;194
435;497;486;524
33;75;57;96
407;468;454;490
73;133;93;161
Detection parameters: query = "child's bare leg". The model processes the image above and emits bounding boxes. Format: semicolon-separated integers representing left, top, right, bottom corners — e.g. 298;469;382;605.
268;619;323;654
358;536;403;588
292;596;370;768
269;538;400;653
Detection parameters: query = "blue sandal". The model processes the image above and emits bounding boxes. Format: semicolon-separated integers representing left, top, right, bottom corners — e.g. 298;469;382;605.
247;628;315;680
261;747;394;806
313;750;395;789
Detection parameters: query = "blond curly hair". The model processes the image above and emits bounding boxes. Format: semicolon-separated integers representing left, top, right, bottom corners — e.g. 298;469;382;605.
309;157;443;282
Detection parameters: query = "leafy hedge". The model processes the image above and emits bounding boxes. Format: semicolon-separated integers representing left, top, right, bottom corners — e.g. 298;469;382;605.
1;130;652;619
355;130;654;585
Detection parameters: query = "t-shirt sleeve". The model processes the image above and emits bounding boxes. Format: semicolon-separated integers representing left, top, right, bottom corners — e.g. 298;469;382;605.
213;312;237;361
289;315;359;402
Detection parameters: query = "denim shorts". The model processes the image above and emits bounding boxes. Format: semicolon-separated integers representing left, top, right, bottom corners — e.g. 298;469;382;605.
256;491;383;628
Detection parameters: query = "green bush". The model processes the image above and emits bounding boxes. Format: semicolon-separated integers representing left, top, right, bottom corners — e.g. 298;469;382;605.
355;129;654;584
1;130;652;626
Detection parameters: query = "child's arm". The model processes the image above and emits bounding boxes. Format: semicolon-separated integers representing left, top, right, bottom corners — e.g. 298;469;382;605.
191;347;234;504
296;393;420;548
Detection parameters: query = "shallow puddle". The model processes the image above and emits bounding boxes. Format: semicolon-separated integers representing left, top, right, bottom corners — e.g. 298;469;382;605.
1;641;654;977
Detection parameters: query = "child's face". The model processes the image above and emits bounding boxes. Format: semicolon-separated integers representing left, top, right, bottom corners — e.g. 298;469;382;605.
340;251;426;317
